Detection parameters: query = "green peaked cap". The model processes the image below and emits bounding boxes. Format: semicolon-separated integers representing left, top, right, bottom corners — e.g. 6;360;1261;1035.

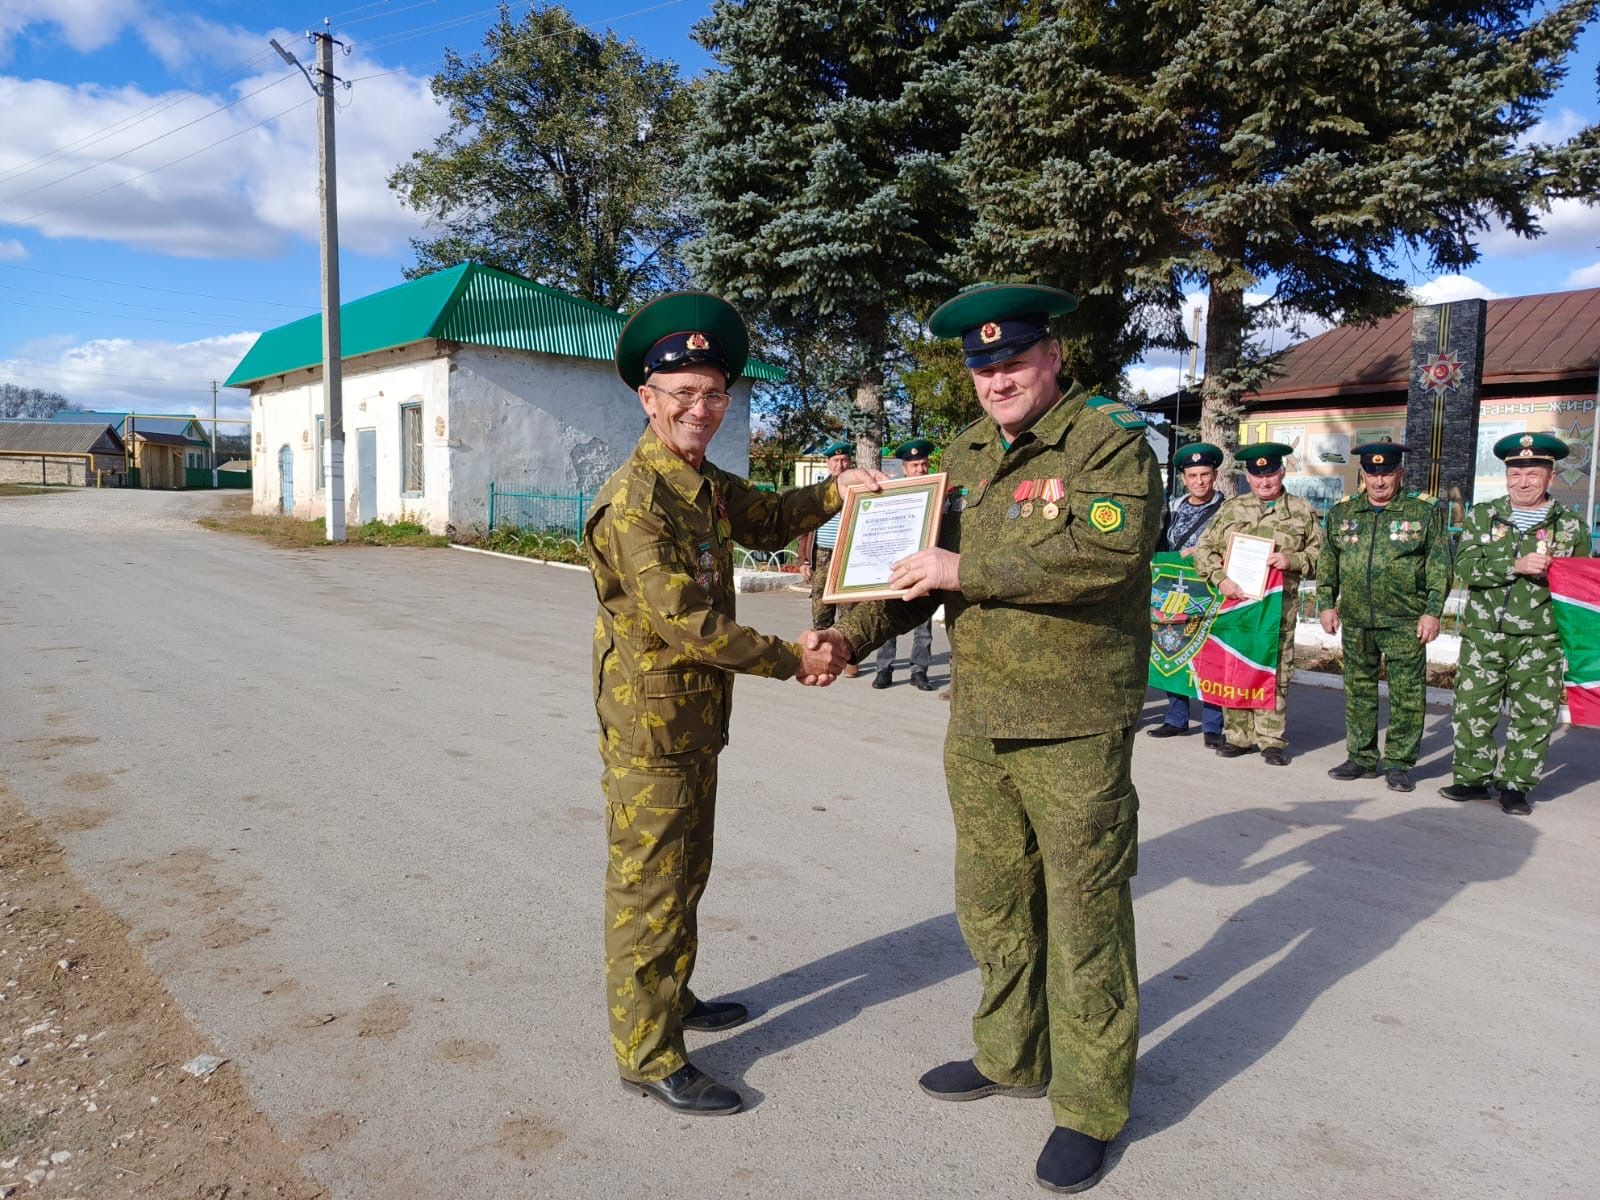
927;283;1077;338
1493;431;1569;464
615;291;750;390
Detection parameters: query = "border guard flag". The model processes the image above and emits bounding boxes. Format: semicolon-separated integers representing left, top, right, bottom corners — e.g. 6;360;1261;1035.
1149;552;1283;709
1549;558;1600;728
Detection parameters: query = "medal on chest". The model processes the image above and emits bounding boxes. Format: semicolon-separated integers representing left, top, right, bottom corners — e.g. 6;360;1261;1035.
1040;477;1064;520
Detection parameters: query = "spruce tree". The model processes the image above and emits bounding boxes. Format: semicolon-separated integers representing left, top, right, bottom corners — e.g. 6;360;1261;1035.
687;0;1001;464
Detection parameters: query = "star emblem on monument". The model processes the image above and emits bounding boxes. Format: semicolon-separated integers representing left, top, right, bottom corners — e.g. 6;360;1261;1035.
1420;351;1464;396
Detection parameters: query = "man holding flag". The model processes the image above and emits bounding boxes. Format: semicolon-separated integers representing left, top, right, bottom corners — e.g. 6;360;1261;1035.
1442;432;1591;815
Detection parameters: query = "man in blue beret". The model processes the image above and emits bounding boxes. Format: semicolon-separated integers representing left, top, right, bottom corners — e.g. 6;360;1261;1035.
1148;441;1227;745
871;438;940;691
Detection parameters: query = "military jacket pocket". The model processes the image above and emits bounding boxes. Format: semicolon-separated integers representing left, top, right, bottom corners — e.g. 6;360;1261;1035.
630;667;724;758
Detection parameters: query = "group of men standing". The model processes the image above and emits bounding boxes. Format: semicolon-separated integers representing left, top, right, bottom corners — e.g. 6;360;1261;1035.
580;279;1590;1194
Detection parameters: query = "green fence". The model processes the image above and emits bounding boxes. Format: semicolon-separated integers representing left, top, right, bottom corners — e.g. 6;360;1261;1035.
488;484;594;536
217;470;252;489
184;467;214;489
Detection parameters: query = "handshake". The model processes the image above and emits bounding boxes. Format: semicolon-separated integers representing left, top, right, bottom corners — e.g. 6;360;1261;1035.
796;627;854;686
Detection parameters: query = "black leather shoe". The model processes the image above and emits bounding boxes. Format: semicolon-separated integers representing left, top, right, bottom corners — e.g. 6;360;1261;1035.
1145;723;1190;738
1499;788;1532;816
1327;759;1376;780
621;1064;742;1115
918;1058;1046;1101
1035;1126;1109;1193
1385;768;1414;792
1439;783;1491;802
681;998;749;1031
1262;747;1289;766
1202;732;1224;750
1215;742;1258;758
910;671;938;691
871;671;892;689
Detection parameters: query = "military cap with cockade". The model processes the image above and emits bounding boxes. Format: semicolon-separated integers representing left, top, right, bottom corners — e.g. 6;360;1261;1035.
1353;441;1407;475
895;438;935;462
1235;441;1294;476
614;291;749;391
927;283;1078;369
1492;431;1569;467
1175;442;1223;470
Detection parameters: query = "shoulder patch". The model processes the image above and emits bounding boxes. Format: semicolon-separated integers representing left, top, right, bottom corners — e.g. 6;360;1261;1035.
1085;394;1146;431
1088;497;1126;533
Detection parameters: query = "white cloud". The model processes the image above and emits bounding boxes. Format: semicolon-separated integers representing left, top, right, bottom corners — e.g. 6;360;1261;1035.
1410;273;1504;305
0;43;449;259
1125;364;1182;402
1564;260;1600;289
1478;198;1600;258
2;331;259;417
0;1;144;60
0;237;24;260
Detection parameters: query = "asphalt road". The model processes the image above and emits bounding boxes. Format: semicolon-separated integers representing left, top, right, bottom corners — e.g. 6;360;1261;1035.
2;489;1597;1199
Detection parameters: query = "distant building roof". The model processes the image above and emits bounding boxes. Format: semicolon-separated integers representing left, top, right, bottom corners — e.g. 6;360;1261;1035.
0;419;124;455
224;263;785;388
218;459;250;472
1250;287;1600;405
52;410;210;442
131;430;192;448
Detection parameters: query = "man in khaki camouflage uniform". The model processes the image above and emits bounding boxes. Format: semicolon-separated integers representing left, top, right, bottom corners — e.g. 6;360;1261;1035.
815;283;1161;1194
584;291;882;1115
1316;443;1452;793
1194;442;1324;766
1441;432;1592;815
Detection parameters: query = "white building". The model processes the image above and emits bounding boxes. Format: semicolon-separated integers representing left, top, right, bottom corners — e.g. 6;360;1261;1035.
226;264;777;536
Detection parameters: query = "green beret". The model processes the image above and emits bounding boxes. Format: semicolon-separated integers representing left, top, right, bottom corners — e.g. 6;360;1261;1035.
1493;431;1568;466
820;441;852;458
1235;441;1293;475
615;291;749;390
895;438;936;461
1175;442;1223;469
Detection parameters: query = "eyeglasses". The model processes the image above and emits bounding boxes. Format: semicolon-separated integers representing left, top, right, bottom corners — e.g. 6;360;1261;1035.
646;384;732;411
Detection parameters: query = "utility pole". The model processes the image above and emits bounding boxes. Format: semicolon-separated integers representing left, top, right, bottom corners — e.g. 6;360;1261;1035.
273;24;348;541
210;380;219;488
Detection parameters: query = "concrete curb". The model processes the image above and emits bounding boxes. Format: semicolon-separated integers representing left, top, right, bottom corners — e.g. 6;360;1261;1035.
448;543;590;572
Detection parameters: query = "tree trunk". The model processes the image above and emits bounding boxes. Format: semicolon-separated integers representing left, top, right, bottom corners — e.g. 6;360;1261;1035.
1199;279;1249;494
851;306;888;469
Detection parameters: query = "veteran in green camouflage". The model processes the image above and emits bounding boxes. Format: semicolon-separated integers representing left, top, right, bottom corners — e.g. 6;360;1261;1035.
585;292;870;1113
1444;432;1591;813
1193;443;1324;763
1314;444;1452;789
830;284;1161;1173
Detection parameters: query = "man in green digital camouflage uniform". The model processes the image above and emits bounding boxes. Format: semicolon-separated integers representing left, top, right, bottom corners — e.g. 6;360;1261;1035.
584;291;881;1115
813;283;1161;1194
1316;443;1452;792
1194;443;1324;766
1440;432;1591;816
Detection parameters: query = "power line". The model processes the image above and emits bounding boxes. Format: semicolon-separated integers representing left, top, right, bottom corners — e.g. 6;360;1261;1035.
0;280;286;323
0;263;314;310
0;359;230;387
9;98;314;227
0;297;258;331
338;0;441;33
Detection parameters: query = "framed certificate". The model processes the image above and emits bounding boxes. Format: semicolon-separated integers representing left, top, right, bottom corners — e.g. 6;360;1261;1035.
1225;532;1275;599
822;472;948;603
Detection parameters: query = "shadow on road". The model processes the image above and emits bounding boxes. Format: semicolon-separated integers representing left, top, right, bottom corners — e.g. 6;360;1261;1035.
1127;797;1536;1139
696;913;970;1101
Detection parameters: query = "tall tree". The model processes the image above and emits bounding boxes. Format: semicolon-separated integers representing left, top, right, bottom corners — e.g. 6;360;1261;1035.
687;0;1000;465
0;383;76;419
389;4;696;309
959;0;1599;472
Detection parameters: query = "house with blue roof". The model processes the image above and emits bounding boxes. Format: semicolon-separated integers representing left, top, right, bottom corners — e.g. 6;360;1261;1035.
51;410;214;488
225;263;779;535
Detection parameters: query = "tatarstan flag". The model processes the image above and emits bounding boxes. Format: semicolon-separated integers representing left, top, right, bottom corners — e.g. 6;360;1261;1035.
1549;558;1600;728
1148;552;1283;710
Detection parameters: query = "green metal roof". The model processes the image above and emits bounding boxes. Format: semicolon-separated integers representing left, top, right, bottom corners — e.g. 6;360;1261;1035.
225;263;784;387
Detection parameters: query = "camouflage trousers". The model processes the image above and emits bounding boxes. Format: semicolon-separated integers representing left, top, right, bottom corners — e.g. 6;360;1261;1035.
809;547;854;629
944;729;1140;1141
1224;612;1298;751
1450;630;1565;793
1342;625;1427;770
601;752;718;1083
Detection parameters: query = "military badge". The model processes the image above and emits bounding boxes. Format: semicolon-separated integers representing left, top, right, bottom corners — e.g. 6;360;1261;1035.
979;321;1002;344
1149;563;1221;678
1088;498;1126;534
686;332;710;351
1040;478;1065;521
1520;434;1534;448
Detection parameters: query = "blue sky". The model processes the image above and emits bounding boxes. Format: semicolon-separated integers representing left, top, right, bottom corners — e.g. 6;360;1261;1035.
1;1;1597;422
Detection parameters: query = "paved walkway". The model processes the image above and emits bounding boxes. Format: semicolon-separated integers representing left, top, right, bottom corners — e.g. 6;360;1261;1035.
1;504;1595;1198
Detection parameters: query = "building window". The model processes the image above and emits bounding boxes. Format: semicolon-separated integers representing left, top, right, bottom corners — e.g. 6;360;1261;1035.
315;414;326;493
400;402;424;495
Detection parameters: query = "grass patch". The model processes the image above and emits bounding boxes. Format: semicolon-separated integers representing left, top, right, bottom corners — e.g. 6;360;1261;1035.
0;482;64;497
199;511;446;549
476;525;590;565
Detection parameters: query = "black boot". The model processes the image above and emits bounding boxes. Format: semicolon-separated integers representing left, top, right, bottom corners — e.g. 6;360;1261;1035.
1498;788;1532;816
1327;759;1377;781
1145;723;1190;738
918;1058;1046;1101
910;670;937;691
1215;742;1258;758
871;670;893;689
1439;783;1491;802
1384;768;1414;792
621;1063;742;1115
681;998;749;1031
1202;732;1224;749
1262;747;1289;766
1035;1126;1109;1193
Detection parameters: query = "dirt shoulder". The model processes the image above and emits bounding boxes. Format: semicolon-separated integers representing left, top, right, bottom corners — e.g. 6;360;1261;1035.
0;782;325;1199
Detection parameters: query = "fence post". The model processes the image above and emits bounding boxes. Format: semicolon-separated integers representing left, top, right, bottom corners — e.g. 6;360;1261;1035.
577;493;587;534
488;481;496;532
